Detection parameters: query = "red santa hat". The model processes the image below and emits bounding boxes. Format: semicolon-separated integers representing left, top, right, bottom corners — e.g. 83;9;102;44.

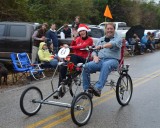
77;24;90;33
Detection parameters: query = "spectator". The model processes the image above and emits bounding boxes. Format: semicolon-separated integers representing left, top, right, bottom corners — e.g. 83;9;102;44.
155;32;160;48
130;33;144;55
62;23;71;38
141;32;153;52
82;22;122;97
71;16;80;39
47;43;54;54
32;23;48;63
54;24;93;99
150;32;155;50
46;23;59;54
72;16;80;30
141;34;148;46
38;42;58;68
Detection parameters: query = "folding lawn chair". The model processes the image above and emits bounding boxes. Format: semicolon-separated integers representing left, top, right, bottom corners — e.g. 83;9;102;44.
10;52;29;83
17;52;45;80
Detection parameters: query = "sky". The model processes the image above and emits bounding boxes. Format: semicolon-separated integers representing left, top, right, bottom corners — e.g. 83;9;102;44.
149;0;159;3
136;0;159;4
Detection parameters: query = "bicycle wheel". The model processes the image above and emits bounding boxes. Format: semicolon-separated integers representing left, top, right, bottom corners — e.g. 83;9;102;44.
69;75;81;97
116;74;133;106
71;92;93;126
20;86;43;116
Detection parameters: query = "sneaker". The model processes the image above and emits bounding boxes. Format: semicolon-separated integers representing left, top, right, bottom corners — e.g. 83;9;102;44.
83;90;93;99
61;78;69;85
127;48;131;51
88;86;101;97
147;49;151;52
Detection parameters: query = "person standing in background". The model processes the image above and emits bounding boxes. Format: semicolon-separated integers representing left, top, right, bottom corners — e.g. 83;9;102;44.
72;16;80;30
71;16;80;38
46;23;59;54
62;23;71;38
32;23;48;63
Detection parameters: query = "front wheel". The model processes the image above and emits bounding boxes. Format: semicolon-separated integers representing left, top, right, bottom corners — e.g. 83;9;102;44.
69;74;81;97
71;92;93;126
116;74;133;106
20;86;43;116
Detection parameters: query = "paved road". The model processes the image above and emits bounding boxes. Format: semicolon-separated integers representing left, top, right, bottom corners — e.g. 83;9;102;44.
0;51;160;128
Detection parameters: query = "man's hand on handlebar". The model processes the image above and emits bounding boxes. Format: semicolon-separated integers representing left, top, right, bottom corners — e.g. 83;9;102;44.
96;45;103;50
93;56;100;63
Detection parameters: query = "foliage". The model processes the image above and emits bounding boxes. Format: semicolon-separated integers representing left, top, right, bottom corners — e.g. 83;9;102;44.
27;0;98;27
0;0;30;21
0;0;160;28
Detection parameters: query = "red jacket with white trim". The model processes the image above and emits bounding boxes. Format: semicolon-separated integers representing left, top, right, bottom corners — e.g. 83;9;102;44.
71;36;93;59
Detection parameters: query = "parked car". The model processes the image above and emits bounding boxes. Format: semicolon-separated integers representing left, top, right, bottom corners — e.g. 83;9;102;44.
57;25;105;45
0;21;40;61
151;30;160;44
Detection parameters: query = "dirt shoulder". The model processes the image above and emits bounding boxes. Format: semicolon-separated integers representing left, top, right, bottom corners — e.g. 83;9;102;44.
0;70;55;91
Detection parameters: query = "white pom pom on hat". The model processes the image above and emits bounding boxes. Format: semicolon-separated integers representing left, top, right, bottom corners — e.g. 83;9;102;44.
77;24;90;33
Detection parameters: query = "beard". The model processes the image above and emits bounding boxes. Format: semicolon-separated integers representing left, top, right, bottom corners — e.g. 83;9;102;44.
106;32;114;38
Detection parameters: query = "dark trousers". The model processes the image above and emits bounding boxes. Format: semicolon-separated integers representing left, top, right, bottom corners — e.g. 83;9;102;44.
58;54;86;86
134;43;142;54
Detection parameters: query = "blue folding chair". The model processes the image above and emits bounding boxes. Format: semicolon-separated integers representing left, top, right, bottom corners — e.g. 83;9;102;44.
10;52;29;83
17;52;45;80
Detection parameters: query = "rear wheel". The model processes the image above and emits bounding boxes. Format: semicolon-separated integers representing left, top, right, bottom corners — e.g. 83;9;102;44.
71;92;93;126
20;86;43;116
116;74;133;106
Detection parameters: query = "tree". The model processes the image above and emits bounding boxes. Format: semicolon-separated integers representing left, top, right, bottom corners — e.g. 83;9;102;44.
0;0;30;21
1;0;160;28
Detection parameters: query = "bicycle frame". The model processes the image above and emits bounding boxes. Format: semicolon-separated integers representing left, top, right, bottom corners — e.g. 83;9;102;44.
31;47;94;107
37;45;129;106
20;46;133;127
32;61;82;108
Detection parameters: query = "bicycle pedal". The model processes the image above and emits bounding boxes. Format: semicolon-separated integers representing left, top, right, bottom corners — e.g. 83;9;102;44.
105;81;111;86
59;89;65;98
105;80;115;86
53;92;60;99
53;95;59;99
88;87;93;93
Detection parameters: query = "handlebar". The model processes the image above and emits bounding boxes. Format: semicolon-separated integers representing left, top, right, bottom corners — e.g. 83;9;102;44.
80;46;97;51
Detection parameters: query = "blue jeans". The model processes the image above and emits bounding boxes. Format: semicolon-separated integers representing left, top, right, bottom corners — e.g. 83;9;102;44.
82;58;119;91
50;59;58;68
141;44;146;52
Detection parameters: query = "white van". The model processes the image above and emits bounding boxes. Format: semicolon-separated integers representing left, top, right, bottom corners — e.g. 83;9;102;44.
98;22;127;30
97;22;130;38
